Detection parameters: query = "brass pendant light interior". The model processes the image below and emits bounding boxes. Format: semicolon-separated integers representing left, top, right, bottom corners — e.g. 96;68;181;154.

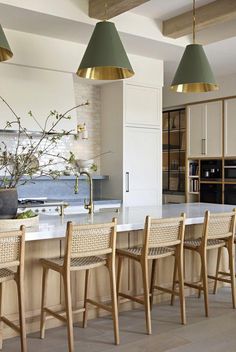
0;25;13;62
77;3;134;80
170;0;218;93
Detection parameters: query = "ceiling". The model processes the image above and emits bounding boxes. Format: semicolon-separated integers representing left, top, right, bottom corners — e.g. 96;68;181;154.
131;0;213;20
0;0;235;85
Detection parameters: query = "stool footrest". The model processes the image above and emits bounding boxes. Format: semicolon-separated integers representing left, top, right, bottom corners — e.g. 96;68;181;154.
208;274;232;284
154;285;180;296
44;307;86;323
1;316;20;333
118;292;145;305
44;308;67;323
86;299;112;313
184;282;203;290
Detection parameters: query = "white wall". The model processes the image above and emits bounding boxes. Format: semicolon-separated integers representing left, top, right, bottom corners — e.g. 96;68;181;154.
163;72;236;109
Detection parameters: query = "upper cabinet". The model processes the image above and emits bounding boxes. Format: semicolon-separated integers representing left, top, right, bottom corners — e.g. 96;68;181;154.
125;84;161;127
224;98;236;157
187;101;222;158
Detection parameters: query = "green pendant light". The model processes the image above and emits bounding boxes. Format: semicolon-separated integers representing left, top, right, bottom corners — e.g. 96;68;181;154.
77;3;134;80
0;25;13;62
171;0;218;93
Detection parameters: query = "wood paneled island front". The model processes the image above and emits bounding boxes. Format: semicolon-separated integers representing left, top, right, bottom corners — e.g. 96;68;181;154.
2;203;234;340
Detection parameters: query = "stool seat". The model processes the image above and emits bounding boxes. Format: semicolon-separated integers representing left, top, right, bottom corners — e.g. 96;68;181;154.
184;238;225;250
41;256;106;271
0;268;15;283
117;246;175;259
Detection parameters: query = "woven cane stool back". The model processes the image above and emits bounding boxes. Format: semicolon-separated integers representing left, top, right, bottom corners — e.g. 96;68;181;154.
66;221;116;259
204;211;236;241
145;215;185;251
0;226;25;269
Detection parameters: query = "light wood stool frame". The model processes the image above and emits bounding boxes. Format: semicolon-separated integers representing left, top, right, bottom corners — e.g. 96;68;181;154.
181;210;236;317
40;219;119;352
116;213;186;335
213;209;236;294
0;225;27;352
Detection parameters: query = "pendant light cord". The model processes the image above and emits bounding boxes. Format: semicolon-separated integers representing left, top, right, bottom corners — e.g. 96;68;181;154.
104;2;108;21
193;0;196;44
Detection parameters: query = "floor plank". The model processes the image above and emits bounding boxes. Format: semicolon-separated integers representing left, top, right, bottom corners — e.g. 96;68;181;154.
3;287;236;352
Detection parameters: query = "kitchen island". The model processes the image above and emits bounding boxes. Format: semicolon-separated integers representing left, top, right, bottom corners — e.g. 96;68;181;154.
2;203;234;340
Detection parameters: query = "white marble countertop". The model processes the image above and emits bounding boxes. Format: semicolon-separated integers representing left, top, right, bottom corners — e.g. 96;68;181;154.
22;203;236;242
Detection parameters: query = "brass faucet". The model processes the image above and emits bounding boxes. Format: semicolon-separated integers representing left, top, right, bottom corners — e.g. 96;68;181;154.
80;171;94;214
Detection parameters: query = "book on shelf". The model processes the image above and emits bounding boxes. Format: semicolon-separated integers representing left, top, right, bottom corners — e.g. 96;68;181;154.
189;162;199;176
189;178;199;193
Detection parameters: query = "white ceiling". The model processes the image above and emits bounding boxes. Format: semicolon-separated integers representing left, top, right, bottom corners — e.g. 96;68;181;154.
0;0;235;85
132;0;214;20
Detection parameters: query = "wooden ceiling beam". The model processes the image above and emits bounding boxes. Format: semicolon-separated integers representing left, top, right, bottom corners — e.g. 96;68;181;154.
89;0;149;20
163;0;236;39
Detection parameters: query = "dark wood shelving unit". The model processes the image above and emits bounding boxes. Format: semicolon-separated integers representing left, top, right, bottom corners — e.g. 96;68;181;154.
162;108;186;196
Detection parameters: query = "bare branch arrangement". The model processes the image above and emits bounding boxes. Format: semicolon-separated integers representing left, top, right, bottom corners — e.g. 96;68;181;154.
0;96;89;190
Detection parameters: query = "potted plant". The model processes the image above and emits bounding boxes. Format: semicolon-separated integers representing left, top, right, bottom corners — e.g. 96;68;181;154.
0;96;88;219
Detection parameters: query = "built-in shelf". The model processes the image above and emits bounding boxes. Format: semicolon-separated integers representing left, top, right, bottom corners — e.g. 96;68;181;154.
162;108;186;196
163;128;186;133
0;175;109;181
0;129;78;137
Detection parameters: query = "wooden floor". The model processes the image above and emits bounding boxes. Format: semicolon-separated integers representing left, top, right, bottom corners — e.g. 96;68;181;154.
3;287;236;352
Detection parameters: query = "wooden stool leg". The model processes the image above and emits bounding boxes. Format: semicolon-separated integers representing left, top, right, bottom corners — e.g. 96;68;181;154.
40;267;49;339
198;265;202;298
116;255;123;310
201;251;209;317
17;271;27;352
171;256;178;306
141;260;151;335
82;269;90;328
0;283;3;350
176;247;186;325
228;242;236;309
213;247;222;295
108;257;120;345
150;259;157;310
63;272;74;352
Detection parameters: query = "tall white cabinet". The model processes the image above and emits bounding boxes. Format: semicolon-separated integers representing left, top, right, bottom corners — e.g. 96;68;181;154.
187;101;222;158
224;98;236;157
100;57;163;206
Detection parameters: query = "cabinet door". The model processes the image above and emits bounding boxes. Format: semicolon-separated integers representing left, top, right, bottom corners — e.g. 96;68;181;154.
124;127;161;206
125;84;161;127
187;103;206;157
224;98;236;157
205;101;222;157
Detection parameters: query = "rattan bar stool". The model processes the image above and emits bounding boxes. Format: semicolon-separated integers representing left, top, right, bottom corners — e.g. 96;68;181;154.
40;219;119;352
116;214;186;335
180;210;236;317
0;226;27;352
213;209;236;294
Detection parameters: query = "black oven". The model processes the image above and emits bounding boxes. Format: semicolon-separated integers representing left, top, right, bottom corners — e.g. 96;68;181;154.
200;183;222;204
224;184;236;205
224;160;236;180
200;160;222;181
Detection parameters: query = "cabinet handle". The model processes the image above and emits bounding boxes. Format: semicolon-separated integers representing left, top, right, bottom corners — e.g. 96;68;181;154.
126;172;130;192
201;138;206;155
